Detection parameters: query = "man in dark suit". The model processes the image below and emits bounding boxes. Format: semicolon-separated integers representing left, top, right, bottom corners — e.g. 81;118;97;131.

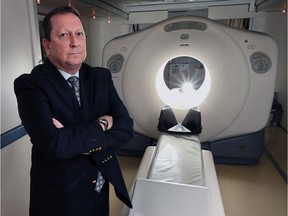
14;6;133;216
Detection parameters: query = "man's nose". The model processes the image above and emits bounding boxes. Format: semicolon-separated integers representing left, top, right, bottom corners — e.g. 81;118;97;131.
70;34;79;47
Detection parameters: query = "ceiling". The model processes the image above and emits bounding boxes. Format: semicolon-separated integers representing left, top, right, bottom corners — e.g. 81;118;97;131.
37;0;286;19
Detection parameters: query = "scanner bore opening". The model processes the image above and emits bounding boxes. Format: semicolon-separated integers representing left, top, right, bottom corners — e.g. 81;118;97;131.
156;56;211;109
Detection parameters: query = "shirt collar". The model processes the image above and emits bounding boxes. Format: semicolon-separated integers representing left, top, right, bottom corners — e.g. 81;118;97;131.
58;69;79;80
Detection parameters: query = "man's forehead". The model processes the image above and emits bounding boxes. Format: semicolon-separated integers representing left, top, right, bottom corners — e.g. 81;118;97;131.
50;13;84;30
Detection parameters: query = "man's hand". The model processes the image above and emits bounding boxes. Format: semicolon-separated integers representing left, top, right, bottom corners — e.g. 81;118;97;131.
52;118;64;128
101;115;113;130
98;115;113;131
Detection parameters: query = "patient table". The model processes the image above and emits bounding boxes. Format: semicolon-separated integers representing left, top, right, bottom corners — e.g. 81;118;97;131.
121;133;225;216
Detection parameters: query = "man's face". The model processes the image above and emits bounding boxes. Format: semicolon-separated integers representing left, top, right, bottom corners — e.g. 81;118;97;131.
43;13;87;74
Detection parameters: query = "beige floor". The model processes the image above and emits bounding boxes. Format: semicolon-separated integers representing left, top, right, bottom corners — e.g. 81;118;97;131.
265;127;287;176
110;128;287;216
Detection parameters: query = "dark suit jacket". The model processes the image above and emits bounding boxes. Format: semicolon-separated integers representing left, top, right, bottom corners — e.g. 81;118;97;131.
14;60;134;216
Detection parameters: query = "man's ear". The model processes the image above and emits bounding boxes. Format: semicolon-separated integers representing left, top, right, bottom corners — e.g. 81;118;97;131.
42;38;50;56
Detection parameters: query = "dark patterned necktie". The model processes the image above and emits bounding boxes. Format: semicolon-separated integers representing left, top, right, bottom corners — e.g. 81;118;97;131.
67;76;80;105
95;171;105;193
67;76;105;192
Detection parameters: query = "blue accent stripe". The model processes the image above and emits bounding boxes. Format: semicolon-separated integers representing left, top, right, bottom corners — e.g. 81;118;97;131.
1;125;27;149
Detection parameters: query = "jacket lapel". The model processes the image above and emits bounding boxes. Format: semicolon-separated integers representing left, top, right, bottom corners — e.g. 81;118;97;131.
43;60;82;119
79;65;93;121
79;64;104;121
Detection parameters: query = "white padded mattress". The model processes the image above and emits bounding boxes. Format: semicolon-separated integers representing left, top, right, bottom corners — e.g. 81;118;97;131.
149;133;204;186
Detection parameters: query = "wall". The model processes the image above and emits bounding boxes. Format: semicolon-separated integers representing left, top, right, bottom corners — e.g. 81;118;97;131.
1;0;40;215
1;0;41;133
1;137;31;215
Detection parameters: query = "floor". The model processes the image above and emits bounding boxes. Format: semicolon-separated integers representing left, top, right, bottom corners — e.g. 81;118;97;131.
109;127;287;216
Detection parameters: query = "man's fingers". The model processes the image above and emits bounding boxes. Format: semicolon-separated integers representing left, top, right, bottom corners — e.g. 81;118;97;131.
52;118;64;128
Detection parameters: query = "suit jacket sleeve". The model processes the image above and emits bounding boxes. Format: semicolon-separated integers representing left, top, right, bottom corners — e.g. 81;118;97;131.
14;62;134;159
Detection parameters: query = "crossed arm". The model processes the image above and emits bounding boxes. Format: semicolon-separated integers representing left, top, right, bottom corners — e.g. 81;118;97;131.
52;115;113;131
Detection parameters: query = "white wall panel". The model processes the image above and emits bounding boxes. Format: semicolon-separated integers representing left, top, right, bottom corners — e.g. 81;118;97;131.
1;0;39;215
1;0;41;133
1;136;31;216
